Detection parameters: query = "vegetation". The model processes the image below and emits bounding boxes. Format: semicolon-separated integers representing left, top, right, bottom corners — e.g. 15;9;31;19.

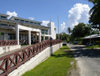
88;0;100;30
86;45;100;49
22;46;75;76
67;27;72;35
69;23;92;44
66;23;99;44
56;0;100;44
56;32;70;42
71;23;92;38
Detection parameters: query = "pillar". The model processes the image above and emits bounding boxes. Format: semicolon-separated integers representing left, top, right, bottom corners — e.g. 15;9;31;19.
39;32;41;42
16;25;19;45
4;33;8;40
48;36;50;40
43;35;45;41
35;33;37;41
28;31;31;45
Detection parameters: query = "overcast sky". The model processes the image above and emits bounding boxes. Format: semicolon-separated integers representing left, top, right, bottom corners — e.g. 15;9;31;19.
0;0;93;33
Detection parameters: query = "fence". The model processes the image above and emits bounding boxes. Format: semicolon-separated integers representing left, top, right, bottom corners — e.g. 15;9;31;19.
0;40;62;76
0;40;17;46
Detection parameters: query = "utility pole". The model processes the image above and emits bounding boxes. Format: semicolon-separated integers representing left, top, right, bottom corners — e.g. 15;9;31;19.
57;16;60;40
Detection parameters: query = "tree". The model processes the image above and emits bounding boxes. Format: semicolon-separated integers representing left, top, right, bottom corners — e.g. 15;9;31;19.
89;0;100;30
67;27;72;34
88;0;98;4
71;23;92;38
56;32;69;42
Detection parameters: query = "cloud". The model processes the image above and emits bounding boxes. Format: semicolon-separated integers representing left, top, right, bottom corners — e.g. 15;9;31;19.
61;22;66;32
29;17;34;20
41;20;50;26
6;11;17;19
68;3;90;29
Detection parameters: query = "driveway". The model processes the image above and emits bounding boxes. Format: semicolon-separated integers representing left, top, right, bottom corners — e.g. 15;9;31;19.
68;44;100;76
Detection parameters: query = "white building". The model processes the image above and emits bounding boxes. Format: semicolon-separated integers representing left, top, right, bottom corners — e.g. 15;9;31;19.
0;13;56;45
48;22;56;39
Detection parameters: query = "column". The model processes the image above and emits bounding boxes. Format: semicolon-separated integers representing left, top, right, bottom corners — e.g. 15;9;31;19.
39;32;41;42
35;33;37;42
4;33;8;40
48;36;50;40
43;35;45;41
16;25;19;45
28;31;31;45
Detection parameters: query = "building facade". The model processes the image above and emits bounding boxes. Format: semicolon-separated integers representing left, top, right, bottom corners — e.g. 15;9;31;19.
0;14;56;45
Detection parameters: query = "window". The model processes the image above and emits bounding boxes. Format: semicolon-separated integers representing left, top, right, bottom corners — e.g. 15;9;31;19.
8;34;16;40
15;19;19;21
15;19;20;22
25;21;29;23
0;16;7;19
36;23;40;25
41;29;48;35
0;23;8;26
30;22;33;24
20;20;24;23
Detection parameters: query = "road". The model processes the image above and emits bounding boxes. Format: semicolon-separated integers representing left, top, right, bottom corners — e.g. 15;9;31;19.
68;44;100;76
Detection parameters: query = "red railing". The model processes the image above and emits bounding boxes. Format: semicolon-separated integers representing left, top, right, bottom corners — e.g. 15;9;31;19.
0;40;17;46
0;40;62;76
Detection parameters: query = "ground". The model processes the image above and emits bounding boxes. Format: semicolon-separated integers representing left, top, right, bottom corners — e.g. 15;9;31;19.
22;46;75;76
68;44;100;76
22;44;100;76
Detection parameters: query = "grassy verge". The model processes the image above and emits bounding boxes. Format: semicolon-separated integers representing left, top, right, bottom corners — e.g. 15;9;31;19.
86;45;100;49
22;46;75;76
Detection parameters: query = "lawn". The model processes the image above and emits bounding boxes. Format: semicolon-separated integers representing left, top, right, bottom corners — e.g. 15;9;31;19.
86;45;100;49
22;46;75;76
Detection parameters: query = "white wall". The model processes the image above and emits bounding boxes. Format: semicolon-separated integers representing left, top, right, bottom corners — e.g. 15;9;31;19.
0;45;21;55
48;22;56;39
9;43;62;76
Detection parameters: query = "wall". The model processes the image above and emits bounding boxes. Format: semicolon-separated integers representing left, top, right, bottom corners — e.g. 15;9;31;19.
9;43;62;76
0;45;21;55
48;22;56;39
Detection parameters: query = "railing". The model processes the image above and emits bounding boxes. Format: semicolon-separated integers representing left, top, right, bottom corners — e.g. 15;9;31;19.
0;40;62;76
0;40;17;46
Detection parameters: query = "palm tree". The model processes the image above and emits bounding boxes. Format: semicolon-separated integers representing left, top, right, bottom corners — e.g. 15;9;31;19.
89;0;100;30
88;0;97;4
67;27;72;34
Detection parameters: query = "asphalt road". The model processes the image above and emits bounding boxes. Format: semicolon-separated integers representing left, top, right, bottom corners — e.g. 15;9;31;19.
68;44;100;76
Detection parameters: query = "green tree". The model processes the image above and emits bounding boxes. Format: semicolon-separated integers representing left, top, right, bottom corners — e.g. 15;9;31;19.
56;32;70;42
71;23;92;38
67;27;72;34
89;0;100;30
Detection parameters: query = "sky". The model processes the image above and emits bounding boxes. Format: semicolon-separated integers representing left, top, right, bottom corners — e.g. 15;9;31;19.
0;0;93;33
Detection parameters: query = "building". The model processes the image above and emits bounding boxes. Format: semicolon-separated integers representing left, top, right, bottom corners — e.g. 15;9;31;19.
82;34;100;45
0;13;56;45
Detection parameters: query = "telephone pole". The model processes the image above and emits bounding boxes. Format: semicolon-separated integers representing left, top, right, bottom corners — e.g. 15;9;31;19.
57;16;60;40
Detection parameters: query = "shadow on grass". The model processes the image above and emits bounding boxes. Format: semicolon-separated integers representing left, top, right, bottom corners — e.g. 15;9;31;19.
60;45;69;50
52;45;100;58
60;47;69;50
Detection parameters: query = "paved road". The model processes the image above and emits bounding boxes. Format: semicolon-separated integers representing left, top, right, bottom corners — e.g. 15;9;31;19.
68;44;100;76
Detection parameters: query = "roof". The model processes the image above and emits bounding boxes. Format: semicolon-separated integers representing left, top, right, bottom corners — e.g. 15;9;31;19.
10;16;42;24
0;18;49;30
0;13;49;30
83;34;100;39
0;13;9;17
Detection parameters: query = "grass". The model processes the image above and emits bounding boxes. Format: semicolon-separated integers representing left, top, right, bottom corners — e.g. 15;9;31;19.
22;46;75;76
86;45;100;49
